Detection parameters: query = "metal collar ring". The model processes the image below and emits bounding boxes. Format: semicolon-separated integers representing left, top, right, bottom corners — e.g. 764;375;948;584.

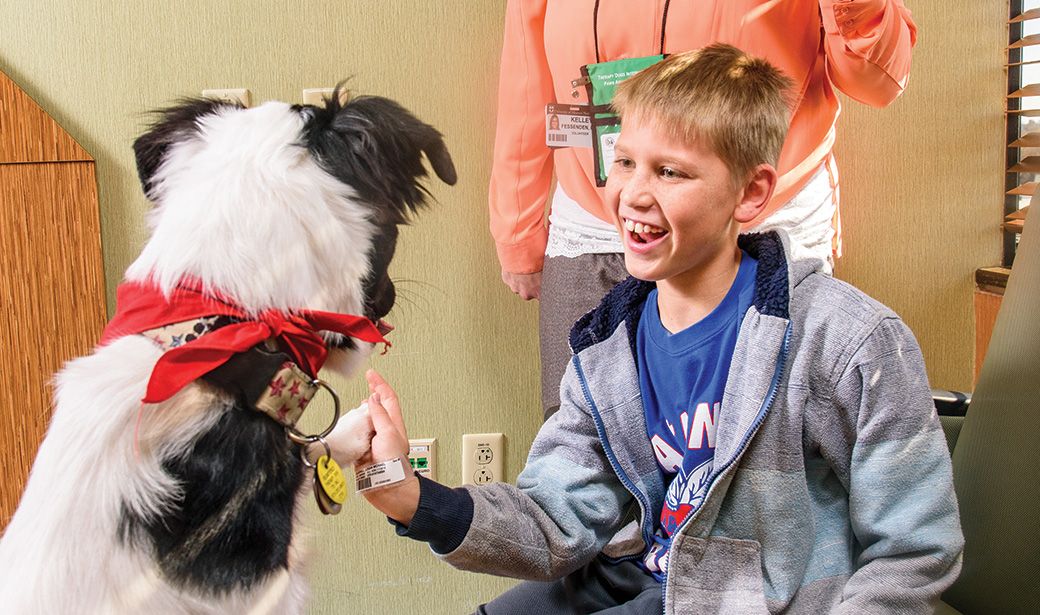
285;378;341;446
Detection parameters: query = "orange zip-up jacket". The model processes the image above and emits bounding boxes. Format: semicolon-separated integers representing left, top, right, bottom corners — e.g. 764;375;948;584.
489;0;917;274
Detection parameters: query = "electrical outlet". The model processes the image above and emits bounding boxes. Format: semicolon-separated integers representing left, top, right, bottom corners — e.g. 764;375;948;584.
302;87;349;107
201;88;251;107
462;433;505;486
408;438;437;481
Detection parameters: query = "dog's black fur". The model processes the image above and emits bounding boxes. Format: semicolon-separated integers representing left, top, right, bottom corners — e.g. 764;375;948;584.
120;407;303;592
118;88;456;595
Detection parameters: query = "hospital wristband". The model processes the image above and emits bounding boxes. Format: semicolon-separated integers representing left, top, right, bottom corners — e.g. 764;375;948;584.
355;456;410;493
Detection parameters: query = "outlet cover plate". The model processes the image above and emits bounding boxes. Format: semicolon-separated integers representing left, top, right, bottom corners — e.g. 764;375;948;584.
408;438;437;481
462;433;504;485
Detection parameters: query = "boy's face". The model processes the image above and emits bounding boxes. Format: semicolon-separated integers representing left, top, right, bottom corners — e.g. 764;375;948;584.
605;116;744;288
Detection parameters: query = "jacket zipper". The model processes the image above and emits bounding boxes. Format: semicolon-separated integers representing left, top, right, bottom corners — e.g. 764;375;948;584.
572;355;657;550
659;322;792;614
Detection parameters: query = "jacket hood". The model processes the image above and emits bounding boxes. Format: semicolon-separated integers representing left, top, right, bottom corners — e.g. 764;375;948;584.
570;231;817;355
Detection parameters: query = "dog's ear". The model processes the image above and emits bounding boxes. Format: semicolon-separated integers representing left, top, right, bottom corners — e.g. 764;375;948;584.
301;88;456;223
415;123;457;187
133;98;241;200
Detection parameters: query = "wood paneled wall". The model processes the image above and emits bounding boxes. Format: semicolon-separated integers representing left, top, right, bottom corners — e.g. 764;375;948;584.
0;70;106;528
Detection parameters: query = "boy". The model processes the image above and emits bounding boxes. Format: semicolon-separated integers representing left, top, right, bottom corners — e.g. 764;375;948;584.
358;44;963;613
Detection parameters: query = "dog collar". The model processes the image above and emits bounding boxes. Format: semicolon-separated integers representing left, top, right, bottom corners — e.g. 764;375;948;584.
101;280;391;425
143;316;319;429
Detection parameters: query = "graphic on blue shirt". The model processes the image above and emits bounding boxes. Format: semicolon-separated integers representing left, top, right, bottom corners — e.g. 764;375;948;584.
636;251;757;578
658;407;716;534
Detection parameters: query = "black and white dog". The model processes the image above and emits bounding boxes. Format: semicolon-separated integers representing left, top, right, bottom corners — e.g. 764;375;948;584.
0;90;454;612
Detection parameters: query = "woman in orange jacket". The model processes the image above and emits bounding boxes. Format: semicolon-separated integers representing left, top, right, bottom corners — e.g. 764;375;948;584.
488;0;916;419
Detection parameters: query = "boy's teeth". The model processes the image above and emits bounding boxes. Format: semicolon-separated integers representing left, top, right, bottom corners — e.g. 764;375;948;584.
624;218;664;234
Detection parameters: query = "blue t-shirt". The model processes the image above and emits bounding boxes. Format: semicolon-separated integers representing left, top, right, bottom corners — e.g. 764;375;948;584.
636;251;757;578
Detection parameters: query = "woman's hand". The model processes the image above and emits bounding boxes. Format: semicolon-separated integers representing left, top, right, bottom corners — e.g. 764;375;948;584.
501;269;541;300
356;369;421;525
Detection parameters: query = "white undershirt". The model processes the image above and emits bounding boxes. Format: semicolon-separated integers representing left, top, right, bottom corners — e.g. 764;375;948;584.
746;159;836;273
545;185;623;258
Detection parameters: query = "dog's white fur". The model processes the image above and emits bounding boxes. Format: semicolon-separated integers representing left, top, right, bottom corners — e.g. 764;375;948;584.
129;103;373;319
0;102;390;613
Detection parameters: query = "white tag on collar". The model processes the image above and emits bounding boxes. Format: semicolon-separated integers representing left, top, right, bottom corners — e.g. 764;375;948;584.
546;104;592;149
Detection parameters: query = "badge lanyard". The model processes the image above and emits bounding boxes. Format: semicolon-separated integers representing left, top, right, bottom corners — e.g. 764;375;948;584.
545;1;673;180
593;0;672;64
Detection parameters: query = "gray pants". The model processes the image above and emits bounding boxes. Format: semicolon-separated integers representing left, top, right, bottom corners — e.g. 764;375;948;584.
539;253;628;420
476;559;661;614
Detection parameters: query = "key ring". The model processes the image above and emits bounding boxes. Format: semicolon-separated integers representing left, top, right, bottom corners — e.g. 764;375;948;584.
299;435;332;468
285;378;341;446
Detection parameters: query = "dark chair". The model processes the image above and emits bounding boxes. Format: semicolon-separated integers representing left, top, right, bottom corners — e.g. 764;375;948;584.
933;389;970;454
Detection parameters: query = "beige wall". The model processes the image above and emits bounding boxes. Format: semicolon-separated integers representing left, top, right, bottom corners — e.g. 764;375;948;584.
0;0;1004;613
833;1;1007;391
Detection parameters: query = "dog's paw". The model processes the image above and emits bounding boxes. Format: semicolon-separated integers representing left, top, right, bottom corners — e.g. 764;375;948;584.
327;403;375;466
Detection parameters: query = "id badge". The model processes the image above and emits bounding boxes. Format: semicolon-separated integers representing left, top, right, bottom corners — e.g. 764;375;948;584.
597;123;621;177
580;54;664;185
545;104;592;149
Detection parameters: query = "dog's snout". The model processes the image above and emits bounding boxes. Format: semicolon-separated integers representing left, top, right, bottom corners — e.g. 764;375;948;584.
365;275;396;321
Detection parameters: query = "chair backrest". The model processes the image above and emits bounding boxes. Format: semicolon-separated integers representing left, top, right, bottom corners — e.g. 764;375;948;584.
941;194;1040;613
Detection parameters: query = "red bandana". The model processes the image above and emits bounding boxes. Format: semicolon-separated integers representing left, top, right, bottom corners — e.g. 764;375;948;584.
101;280;390;404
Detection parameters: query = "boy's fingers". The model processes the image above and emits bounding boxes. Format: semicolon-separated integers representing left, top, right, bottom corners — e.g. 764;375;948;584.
375;387;408;438
367;393;397;436
375;383;401;419
366;369;406;435
366;369;388;393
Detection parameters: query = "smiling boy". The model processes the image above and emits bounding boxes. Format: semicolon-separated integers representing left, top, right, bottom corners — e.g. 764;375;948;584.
359;44;963;614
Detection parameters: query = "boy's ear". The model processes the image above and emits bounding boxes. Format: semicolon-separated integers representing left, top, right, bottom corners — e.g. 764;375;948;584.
734;164;778;224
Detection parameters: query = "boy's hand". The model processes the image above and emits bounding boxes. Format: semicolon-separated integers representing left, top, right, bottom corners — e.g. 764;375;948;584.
356;369;421;525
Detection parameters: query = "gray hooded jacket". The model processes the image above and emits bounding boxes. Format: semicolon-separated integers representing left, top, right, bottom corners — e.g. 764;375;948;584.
402;232;963;614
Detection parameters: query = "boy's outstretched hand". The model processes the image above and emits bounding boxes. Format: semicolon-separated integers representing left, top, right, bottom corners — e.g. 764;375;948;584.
357;369;421;525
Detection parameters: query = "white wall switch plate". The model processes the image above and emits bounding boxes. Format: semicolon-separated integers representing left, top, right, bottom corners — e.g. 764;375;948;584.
302;88;335;107
461;433;505;485
302;87;350;107
201;88;251;107
408;438;437;481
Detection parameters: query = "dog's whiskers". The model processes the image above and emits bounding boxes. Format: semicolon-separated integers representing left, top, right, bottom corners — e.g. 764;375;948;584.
393;278;441;314
393;288;425;314
394;277;445;296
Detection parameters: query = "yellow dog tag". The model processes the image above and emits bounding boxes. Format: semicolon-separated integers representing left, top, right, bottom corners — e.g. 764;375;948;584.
316;455;347;505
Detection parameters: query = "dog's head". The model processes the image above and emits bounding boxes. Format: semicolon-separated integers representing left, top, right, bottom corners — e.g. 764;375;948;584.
295;94;457;323
126;88;455;368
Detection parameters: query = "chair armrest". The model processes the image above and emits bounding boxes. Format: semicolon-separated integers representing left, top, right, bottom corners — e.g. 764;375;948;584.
933;388;971;417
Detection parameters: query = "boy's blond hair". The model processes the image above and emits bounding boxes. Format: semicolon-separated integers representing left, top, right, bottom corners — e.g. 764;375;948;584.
612;43;794;186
